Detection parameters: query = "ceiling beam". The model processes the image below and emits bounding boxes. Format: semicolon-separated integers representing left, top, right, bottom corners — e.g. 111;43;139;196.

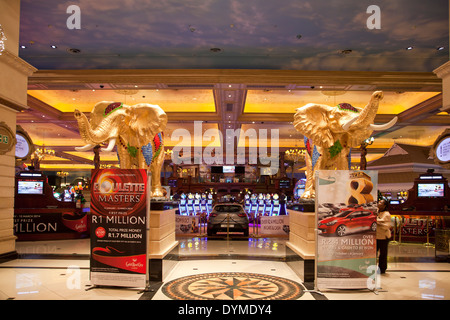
372;93;443;138
28;69;442;91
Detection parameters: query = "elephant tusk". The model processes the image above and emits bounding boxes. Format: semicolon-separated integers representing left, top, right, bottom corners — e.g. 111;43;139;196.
369;116;398;131
341;116;359;131
75;144;95;152
101;138;116;152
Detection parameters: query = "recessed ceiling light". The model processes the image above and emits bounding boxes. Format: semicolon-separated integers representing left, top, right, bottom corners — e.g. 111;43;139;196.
406;46;414;50
437;46;445;51
67;48;81;54
51;45;57;49
20;45;26;49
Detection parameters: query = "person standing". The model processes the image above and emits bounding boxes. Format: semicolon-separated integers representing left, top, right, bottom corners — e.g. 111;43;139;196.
376;199;391;274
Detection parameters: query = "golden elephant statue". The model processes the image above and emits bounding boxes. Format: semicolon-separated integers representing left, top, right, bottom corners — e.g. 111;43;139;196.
293;91;397;199
74;101;168;197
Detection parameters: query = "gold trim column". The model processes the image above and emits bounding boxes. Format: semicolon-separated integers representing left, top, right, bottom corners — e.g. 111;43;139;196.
0;0;37;258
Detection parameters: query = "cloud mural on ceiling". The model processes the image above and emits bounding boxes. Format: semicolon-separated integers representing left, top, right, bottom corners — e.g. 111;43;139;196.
18;0;448;71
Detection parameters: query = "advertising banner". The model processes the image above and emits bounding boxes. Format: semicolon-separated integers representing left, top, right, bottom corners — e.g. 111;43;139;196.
315;170;378;290
90;169;148;288
175;215;200;234
14;210;88;239
260;216;290;236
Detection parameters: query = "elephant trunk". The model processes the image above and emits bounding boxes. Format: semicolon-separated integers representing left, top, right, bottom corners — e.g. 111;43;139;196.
75;109;118;145
348;91;383;130
75;111;91;142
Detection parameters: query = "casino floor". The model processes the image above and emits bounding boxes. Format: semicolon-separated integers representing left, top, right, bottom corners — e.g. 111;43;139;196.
0;237;449;300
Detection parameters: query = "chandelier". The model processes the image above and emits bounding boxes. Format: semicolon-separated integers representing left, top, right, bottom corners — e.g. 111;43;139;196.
35;146;55;158
284;148;306;163
164;149;173;160
56;171;69;178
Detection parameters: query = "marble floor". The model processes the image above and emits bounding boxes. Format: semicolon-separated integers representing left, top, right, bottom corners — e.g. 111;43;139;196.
0;238;449;300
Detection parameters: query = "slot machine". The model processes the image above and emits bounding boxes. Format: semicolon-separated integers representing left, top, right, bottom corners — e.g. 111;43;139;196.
206;193;214;214
186;193;195;215
265;193;273;216
244;194;251;213
178;193;188;215
271;193;280;216
256;193;266;217
249;194;258;216
193;193;201;214
200;193;208;213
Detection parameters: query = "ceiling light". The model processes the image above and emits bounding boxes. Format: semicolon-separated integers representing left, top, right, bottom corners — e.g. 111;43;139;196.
406;46;414;50
67;48;81;54
20;45;26;49
51;45;57;49
437;46;445;51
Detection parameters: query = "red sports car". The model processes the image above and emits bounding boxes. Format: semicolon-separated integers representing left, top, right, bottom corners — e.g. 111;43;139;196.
318;207;376;237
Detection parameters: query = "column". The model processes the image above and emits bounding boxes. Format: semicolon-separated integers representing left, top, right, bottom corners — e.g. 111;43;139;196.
0;0;37;259
433;61;450;113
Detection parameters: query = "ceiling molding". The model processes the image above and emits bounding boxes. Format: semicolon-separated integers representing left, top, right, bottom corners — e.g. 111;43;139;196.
28;69;442;91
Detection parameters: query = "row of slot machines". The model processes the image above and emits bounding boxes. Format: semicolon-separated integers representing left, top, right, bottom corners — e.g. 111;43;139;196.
244;193;287;217
178;193;214;216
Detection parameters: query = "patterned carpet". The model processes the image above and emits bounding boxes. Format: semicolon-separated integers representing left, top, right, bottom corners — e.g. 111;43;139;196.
161;272;305;300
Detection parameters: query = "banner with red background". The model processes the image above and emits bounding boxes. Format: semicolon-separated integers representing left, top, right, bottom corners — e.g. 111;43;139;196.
90;169;148;288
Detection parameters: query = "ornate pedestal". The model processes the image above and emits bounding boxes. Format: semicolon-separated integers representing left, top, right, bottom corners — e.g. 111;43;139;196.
286;210;315;283
148;207;178;281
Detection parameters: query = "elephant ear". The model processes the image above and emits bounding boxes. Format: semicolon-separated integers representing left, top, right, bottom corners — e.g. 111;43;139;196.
127;103;168;139
293;103;335;148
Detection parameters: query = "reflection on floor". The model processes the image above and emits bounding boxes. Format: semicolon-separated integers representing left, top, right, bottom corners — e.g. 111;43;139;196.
0;238;449;300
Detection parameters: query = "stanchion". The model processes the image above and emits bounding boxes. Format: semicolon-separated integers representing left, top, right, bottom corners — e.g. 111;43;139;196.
199;213;206;236
390;215;399;245
253;213;261;238
424;216;434;248
138;171;152;294
398;216;404;245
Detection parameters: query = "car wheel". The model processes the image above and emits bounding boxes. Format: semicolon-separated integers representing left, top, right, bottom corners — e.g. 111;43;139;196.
336;225;346;237
371;222;377;232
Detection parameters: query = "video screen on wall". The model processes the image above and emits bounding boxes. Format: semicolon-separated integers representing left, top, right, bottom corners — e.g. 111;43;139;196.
211;166;223;173
223;166;235;173
17;180;44;195
417;183;445;198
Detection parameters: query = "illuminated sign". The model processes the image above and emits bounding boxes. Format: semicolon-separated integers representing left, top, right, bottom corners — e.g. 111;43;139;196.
432;128;450;168
436;137;450;162
0;122;16;155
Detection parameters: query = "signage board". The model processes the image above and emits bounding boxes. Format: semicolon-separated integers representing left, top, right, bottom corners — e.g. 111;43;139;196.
89;169;148;288
315;170;378;290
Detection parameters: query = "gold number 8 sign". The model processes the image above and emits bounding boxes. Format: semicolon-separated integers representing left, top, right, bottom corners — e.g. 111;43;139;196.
348;172;374;205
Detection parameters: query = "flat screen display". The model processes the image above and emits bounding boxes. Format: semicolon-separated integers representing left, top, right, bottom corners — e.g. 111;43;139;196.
211;166;223;174
417;183;445;198
18;180;44;195
235;166;245;174
223;166;235;173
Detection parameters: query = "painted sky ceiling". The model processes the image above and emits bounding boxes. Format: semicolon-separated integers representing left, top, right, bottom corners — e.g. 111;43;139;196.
19;0;449;72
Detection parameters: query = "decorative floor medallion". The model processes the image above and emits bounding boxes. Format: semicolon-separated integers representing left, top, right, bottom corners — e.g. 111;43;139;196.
161;272;304;300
